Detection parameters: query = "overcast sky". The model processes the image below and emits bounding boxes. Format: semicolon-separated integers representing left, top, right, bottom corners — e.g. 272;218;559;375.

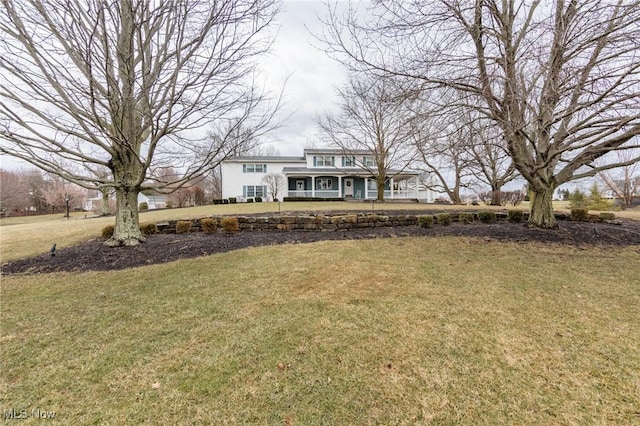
258;0;349;155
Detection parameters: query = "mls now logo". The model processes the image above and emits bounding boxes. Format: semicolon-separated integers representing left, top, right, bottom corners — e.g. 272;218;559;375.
4;408;56;420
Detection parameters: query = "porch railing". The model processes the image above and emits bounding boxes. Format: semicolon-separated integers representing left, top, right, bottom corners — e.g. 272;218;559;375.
366;190;416;199
287;190;340;198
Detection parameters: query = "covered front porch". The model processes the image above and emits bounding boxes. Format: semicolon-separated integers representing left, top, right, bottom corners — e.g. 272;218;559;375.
286;174;420;200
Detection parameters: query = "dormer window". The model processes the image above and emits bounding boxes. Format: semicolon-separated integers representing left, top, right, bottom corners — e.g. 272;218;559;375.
313;156;335;167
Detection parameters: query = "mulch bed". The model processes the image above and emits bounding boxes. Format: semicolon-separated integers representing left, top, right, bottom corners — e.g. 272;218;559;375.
3;211;640;275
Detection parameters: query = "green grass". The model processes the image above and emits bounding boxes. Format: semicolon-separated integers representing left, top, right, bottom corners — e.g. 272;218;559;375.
2;237;640;424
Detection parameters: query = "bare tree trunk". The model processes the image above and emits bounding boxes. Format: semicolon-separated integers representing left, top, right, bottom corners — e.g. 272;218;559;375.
101;189;110;216
107;159;145;246
108;185;143;246
528;185;557;229
490;187;502;206
377;178;385;201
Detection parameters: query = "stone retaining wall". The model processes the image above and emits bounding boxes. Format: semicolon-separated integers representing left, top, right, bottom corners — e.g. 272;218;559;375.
152;211;577;234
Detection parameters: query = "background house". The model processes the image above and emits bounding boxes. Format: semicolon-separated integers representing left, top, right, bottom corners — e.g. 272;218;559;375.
138;190;168;209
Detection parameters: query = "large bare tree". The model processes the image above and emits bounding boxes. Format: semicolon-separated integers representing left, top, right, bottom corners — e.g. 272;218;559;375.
317;74;415;201
321;0;640;227
0;0;281;245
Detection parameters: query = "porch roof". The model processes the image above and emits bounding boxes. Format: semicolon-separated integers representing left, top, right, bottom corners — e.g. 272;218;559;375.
282;167;420;178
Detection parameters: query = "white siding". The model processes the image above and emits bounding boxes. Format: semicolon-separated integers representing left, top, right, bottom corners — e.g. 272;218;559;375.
222;160;302;201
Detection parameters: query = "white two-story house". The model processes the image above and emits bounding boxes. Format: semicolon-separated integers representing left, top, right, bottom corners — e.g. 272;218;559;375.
221;148;435;202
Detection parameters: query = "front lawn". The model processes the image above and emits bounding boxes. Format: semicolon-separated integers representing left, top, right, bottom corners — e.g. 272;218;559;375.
2;237;638;424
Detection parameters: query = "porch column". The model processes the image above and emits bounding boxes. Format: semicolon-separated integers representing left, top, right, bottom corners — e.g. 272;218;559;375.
364;178;368;199
311;176;315;198
338;176;342;198
390;177;395;199
415;176;419;199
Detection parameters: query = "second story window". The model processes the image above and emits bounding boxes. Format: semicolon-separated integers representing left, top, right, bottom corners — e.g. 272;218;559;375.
342;156;356;167
243;164;267;173
362;156;376;167
314;156;335;167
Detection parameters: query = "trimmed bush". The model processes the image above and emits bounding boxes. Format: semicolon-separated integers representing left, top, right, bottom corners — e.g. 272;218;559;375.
599;212;616;221
417;215;434;228
507;210;524;223
140;222;158;236
229;197;237;204
435;213;452;226
246;198;254;203
176;220;192;234
101;225;114;239
570;208;589;222
478;211;497;223
212;199;223;205
139;201;149;210
200;218;217;234
459;212;474;224
255;196;263;202
221;217;239;234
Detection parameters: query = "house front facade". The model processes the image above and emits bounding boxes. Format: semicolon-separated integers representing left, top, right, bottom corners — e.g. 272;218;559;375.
222;149;435;202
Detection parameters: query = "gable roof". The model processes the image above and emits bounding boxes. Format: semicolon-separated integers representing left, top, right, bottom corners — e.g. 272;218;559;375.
303;148;373;156
225;155;304;163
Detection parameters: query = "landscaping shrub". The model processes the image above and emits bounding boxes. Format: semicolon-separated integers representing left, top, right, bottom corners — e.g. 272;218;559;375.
478;211;497;223
435;213;452;226
212;199;223;205
588;184;613;211
599;212;616;221
139;201;149;210
568;189;589;209
229;197;237;204
459;212;474;224
570;208;589;222
246;198;254;203
176;220;192;234
101;225;114;239
417;215;434;228
255;196;262;202
221;217;239;234
200;218;217;234
507;210;524;223
140;222;158;236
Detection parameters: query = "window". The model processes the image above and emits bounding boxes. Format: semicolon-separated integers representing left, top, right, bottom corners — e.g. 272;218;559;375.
243;164;267;173
314;156;335;167
243;185;267;198
362;156;376;167
342;156;355;167
316;178;333;190
367;179;379;190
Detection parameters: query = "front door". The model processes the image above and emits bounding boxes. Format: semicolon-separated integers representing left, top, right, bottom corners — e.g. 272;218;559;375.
344;178;354;197
296;180;305;196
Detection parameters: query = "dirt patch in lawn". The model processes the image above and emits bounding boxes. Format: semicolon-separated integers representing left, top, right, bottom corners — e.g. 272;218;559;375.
3;211;640;274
